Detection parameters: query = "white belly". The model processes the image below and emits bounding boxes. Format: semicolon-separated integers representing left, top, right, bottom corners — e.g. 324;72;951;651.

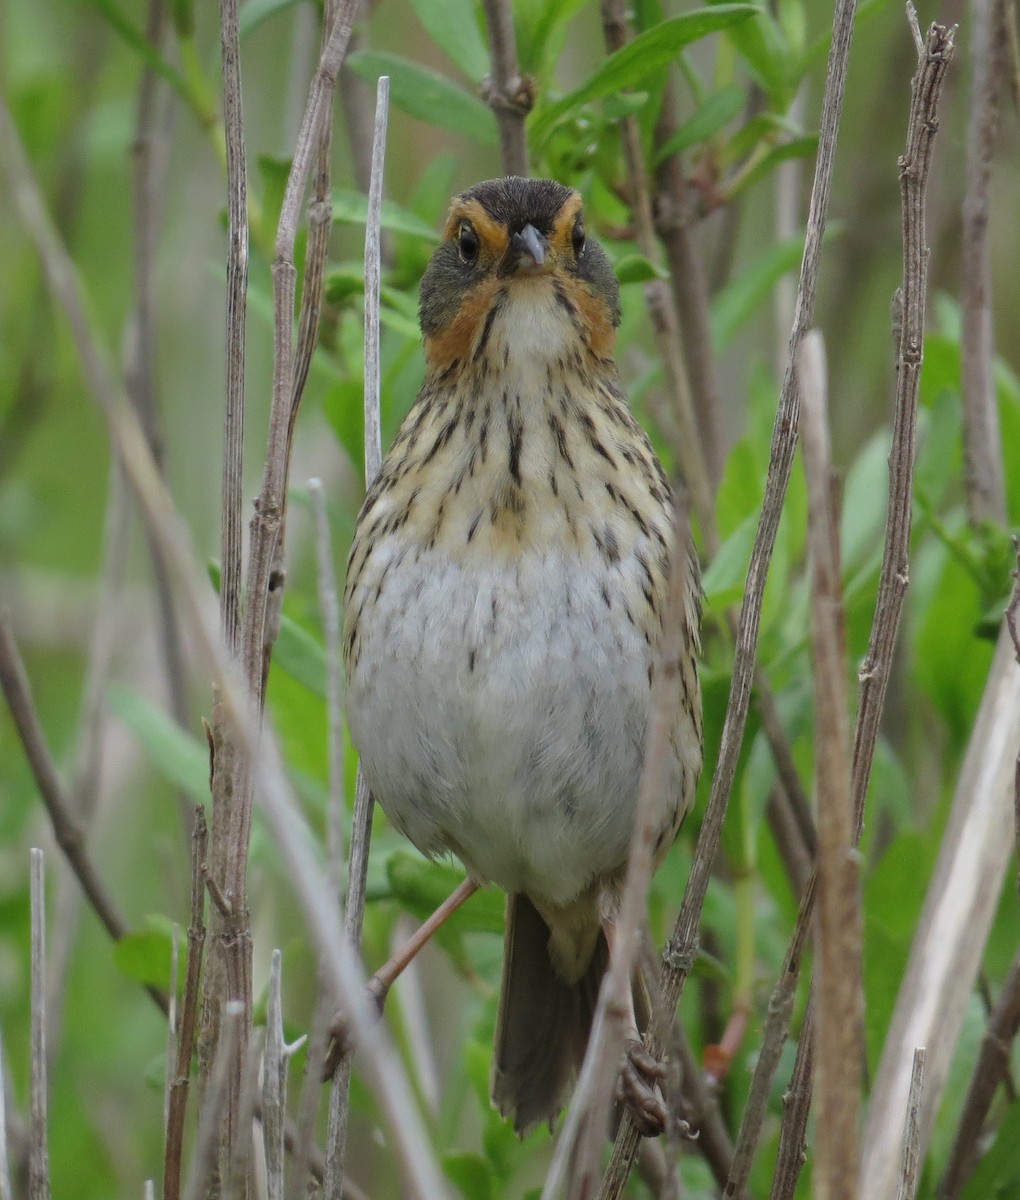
346;542;666;906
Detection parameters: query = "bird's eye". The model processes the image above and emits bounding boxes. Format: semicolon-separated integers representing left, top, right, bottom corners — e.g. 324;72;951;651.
572;218;586;254
458;224;480;264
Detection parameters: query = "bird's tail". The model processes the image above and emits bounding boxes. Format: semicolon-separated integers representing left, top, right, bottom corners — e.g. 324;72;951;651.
490;892;609;1135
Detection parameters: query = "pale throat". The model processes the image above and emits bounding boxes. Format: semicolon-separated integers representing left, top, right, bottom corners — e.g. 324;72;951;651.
485;278;578;371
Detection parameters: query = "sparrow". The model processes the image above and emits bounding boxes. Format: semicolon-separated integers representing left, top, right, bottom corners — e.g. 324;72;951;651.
342;176;702;1133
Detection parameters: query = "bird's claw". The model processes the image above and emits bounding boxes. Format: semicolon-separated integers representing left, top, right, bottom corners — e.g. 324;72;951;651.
617;1038;669;1137
320;979;388;1081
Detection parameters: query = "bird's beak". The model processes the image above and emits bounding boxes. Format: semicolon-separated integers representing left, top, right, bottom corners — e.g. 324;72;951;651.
501;224;551;275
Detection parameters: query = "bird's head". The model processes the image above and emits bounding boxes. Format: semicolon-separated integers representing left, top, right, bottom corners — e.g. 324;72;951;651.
419;177;621;374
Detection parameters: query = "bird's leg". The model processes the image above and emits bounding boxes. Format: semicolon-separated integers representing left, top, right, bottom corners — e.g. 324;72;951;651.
323;877;479;1078
369;877;480;1007
604;920;670;1137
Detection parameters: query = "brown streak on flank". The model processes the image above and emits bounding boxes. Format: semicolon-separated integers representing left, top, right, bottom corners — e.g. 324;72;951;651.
549;191;584;253
444;199;510;261
425;276;502;370
566;277;617;359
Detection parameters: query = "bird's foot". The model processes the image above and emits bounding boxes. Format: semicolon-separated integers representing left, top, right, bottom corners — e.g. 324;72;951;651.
617;1038;669;1137
320;977;388;1081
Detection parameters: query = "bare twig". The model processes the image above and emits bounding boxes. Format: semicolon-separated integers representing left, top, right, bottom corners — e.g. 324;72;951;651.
324;75;390;1200
29;851;50;1200
164;927;179;1140
203;2;360;1180
598;0;864;1179
128;0;192;839
295;480;346;1193
0;613;132;948
762;27;955;1192
851;15;956;836
769;995;815;1200
724;874;815;1198
164;807;209;1200
183;1001;243;1200
0;1031;12;1200
652;82;723;481
0;85;442;1200
960;0;1008;526
938;951;1020;1198
46;462;131;1069
896;1048;926;1200
226;1031;263;1200
674;1021;734;1186
254;733;450;1200
218;0;248;656
558;499;695;1200
362;76;388;485
860;637;1020;1195
481;0;532;176
799;330;861;1200
600;0;716;552
263;950;287;1200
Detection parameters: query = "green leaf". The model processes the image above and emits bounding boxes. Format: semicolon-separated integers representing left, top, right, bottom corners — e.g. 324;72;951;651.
346;51;498;145
723;7;793;102
443;1151;495;1200
257;154;291;234
515;0;590;76
239;0;304;38
332;189;440;242
406;0;489;80
613;254;668;284
108;684;208;802
727;136;818;199
89;0;192;103
709;232;805;349
702;512;757;610
112;917;177;990
386;851;504;935
529;6;759;146
275;615;327;699
654;85;745;161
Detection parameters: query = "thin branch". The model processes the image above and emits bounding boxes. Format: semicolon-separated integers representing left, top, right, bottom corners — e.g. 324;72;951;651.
29;850;50;1200
295;480;346;1194
799;330;861;1200
164;806;209;1200
960;0;1008;527
481;0;532;176
218;0;248;656
182;1001;243;1200
254;733;450;1200
754;23;957;1195
0;85;439;1200
0;612;131;947
851;14;957;836
0;1030;12;1200
724;873;815;1198
652;81;723;482
563;498;696;1200
769;995;815;1200
937;951;1020;1198
599;0;864;1176
325;78;390;1200
896;1048;926;1200
600;0;717;553
263;950;287;1200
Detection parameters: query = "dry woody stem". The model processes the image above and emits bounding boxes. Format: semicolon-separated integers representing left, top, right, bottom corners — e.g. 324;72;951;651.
599;0;864;1178
799;330;862;1200
938;951;1020;1197
481;0;532;176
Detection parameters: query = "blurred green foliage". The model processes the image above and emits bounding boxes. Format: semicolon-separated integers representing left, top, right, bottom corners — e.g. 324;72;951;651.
1;0;1019;1197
